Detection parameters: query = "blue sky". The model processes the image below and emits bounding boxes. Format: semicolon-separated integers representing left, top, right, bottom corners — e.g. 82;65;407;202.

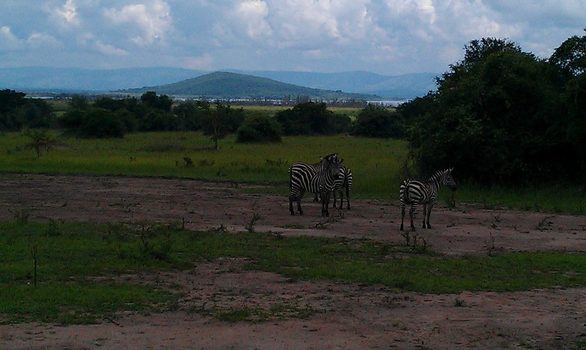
0;0;584;75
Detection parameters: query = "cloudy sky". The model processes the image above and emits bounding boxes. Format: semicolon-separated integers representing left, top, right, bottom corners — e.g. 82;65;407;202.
0;0;585;75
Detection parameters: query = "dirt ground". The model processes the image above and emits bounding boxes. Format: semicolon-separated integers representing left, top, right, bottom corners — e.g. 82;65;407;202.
0;173;585;349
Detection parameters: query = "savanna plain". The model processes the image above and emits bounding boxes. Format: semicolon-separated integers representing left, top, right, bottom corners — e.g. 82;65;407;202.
0;131;585;349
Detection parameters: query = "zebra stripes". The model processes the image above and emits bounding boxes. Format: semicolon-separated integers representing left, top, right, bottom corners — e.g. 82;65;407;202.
313;165;353;210
289;153;343;217
400;168;456;230
332;166;352;210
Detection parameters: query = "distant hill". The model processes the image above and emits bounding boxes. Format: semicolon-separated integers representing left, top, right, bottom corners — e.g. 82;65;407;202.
124;71;378;100
0;67;437;99
231;70;438;99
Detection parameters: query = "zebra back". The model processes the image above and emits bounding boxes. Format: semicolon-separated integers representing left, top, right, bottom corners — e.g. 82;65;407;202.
289;153;342;197
400;168;455;205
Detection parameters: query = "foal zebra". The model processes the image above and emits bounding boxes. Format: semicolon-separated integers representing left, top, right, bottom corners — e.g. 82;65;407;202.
289;153;343;217
400;168;456;231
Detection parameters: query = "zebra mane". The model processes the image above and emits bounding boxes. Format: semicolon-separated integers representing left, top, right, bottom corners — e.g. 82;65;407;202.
428;168;452;184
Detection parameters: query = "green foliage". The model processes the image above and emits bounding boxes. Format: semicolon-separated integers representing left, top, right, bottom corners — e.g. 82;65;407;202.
404;36;585;185
550;33;586;76
0;89;54;131
275;102;351;135
173;100;211;131
23;129;57;158
236;114;282;143
351;104;404;138
202;102;246;149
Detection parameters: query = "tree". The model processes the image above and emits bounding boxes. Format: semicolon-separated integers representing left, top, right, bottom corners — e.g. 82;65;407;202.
23;129;57;158
351;104;404;138
236;114;282;143
202;102;245;150
404;37;576;185
550;31;586;76
275;102;350;135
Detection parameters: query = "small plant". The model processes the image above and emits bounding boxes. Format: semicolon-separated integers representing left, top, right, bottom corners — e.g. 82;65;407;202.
23;129;57;158
536;215;554;231
245;212;262;233
486;232;497;257
183;156;193;167
10;208;30;225
454;298;466;307
45;219;61;237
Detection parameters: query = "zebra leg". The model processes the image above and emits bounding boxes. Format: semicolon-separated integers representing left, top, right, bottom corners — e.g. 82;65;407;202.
422;204;427;228
321;191;330;217
313;193;319;202
346;185;351;210
289;195;295;215
409;205;416;231
400;204;405;231
332;190;338;208
426;203;434;229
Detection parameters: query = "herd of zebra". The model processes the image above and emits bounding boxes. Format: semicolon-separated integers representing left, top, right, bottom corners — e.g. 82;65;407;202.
288;153;457;230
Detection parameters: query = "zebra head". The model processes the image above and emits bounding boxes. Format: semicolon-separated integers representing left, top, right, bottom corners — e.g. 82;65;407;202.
442;168;457;191
320;153;344;179
321;153;340;164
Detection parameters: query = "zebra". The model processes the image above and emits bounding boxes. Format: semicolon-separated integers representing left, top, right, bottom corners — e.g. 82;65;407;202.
400;168;456;231
312;165;352;210
289;153;343;217
332;166;352;210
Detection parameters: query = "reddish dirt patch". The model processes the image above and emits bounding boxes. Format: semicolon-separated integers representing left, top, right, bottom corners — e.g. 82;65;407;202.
1;173;585;349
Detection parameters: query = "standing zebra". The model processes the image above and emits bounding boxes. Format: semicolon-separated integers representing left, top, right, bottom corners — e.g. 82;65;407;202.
313;165;353;210
332;166;352;210
289;153;343;217
400;168;456;231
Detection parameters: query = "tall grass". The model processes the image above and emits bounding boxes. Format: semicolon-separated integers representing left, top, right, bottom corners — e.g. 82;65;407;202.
0;131;407;198
0;131;584;213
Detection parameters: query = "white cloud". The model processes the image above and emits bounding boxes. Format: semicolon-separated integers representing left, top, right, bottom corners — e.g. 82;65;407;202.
54;0;80;26
0;26;21;50
27;32;61;48
233;0;272;39
184;53;213;69
104;0;173;46
95;41;128;56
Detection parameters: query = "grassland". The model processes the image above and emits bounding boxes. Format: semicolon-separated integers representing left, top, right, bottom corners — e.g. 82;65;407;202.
1;130;585;213
2;220;586;324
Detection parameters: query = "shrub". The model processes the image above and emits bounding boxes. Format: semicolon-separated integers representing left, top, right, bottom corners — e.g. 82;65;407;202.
351;104;404;138
275;102;350;135
236;114;282;143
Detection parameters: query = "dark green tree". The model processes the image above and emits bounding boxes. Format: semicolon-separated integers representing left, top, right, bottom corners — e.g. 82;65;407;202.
236;114;282;143
351;104;404;138
405;37;576;184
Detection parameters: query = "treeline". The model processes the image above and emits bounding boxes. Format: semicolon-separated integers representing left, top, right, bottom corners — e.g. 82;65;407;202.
398;33;586;185
0;89;403;143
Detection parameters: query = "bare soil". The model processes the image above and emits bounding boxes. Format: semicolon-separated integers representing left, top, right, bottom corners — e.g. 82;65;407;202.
1;173;585;349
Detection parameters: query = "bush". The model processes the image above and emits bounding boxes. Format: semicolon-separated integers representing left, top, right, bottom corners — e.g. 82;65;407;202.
403;37;585;185
275;102;350;135
351;104;404;138
236;114;282;143
60;107;126;138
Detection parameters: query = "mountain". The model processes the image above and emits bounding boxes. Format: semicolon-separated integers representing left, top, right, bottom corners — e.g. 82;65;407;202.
124;71;378;100
231;70;438;99
0;66;437;98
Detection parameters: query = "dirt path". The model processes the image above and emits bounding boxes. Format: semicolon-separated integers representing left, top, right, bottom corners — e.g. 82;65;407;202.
1;173;585;349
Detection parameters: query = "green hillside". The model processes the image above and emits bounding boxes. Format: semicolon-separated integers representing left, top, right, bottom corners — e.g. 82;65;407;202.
125;71;378;100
